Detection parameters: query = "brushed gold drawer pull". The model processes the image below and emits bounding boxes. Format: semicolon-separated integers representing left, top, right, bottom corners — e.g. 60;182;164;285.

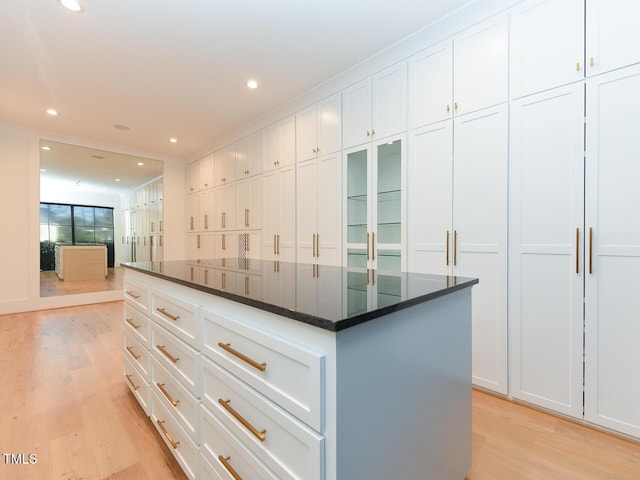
589;227;593;274
366;232;371;260
446;230;450;266
156;307;180;321
126;318;141;329
454;230;458;266
218;455;242;480
218;398;266;442
576;227;580;274
371;232;375;261
157;344;179;363
125;374;139;391
218;342;266;372
157;382;179;407
126;290;141;299
156;420;179;449
126;346;140;360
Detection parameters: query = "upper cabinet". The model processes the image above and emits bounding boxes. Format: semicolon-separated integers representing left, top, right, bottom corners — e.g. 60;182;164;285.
409;13;508;129
263;115;296;172
186;162;198;195
214;144;236;186
585;0;640;77
296;93;342;162
198;154;215;190
510;0;584;99
235;131;263;179
343;63;407;149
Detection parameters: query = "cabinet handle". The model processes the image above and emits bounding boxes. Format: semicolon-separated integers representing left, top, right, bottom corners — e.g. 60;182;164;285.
160;220;163;231
156;420;179;450
126;346;140;360
122;235;125;244
204;214;208;229
446;230;450;266
244;276;249;295
317;147;320;153
246;233;250;252
222;272;226;290
245;208;249;227
190;216;194;230
316;233;320;258
217;342;266;372
218;398;266;442
447;104;451;112
367;232;371;260
589;227;593;274
313;263;316;278
372;268;375;286
157;382;179;407
276;234;280;255
312;147;317;153
366;130;371;136
151;222;155;233
371;232;375;261
190;267;194;282
313;233;317;257
576;61;581;71
454;230;458;266
125;374;139;391
125;318;141;329
222;212;226;228
126;290;141;299
273;234;276;255
576;228;580;274
156;307;180;321
222;233;226;251
197;234;201;249
218;455;242;480
159;236;163;247
366;268;370;285
371;129;376;135
590;57;595;67
156;344;179;363
204;269;209;285
454;102;458;110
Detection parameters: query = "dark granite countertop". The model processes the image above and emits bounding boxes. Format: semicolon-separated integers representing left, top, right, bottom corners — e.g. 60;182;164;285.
123;258;478;332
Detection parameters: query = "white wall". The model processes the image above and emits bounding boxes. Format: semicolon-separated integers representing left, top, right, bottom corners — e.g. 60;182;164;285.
0;126;186;314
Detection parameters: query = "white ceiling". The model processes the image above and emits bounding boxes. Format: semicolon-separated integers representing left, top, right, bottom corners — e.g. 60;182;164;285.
0;0;474;162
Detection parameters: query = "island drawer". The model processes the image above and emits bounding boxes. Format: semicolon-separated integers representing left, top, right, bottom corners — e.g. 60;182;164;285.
201;405;279;480
150;391;199;480
124;329;150;381
202;357;324;480
151;356;200;445
124;277;150;314
124;303;150;347
123;355;149;416
201;308;325;431
151;288;199;348
151;322;200;398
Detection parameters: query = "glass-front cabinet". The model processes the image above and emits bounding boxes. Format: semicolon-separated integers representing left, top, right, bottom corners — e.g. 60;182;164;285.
344;134;406;314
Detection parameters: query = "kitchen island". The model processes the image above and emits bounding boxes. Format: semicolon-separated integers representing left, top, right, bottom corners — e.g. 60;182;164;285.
122;258;478;480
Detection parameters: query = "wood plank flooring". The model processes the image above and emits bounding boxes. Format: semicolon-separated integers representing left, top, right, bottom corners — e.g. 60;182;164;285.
40;267;125;298
0;301;638;479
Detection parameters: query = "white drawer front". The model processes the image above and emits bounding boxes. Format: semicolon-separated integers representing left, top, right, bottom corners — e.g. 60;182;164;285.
201;406;278;480
151;288;199;348
151;323;200;397
124;303;150;347
202;357;324;480
151;356;200;445
200;452;227;480
202;308;325;431
124;330;150;381
124;277;150;314
123;355;149;416
151;391;199;480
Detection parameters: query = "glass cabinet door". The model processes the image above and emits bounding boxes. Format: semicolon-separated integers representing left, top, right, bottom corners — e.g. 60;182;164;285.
346;147;370;269
375;138;403;272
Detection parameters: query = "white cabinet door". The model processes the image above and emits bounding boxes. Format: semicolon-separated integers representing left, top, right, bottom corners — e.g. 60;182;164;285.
263;122;280;173
317;93;342;156
278;165;297;262
316;152;342;266
408;121;453;276
586;0;640;76
186;162;199;194
585;65;640;438
186;195;199;232
454;13;508;116
199;154;215;190
296;105;318;163
199;190;214;232
372;62;407;140
297;159;318;264
214;144;236;186
409;40;453;129
262;170;279;260
214;184;236;231
453;105;508;394
509;84;585;418
236;131;262;179
510;0;584;99
235;177;262;230
279;115;296;169
343;78;372;149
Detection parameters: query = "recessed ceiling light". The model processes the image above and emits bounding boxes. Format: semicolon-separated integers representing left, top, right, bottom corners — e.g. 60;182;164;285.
169;138;178;143
40;169;47;172
137;162;144;166
58;0;84;13
246;80;258;89
113;124;130;131
115;178;121;182
41;146;51;151
46;109;59;116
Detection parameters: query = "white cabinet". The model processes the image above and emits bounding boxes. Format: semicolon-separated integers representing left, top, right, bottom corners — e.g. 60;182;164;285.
584;65;640;438
297;152;342;266
586;0;640;77
262;165;296;262
186;162;199;195
199;154;215;190
214;184;236;231
236;132;263;179
408;13;508;129
345;135;405;273
235;177;262;230
510;0;584;99
263;115;296;172
296;94;342;162
408;105;508;394
343;63;407;149
199;190;214;232
214;144;236;187
186;195;199;232
509;84;585;417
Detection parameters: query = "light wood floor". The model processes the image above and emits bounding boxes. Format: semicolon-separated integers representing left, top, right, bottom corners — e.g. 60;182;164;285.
1;302;638;479
40;267;125;297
